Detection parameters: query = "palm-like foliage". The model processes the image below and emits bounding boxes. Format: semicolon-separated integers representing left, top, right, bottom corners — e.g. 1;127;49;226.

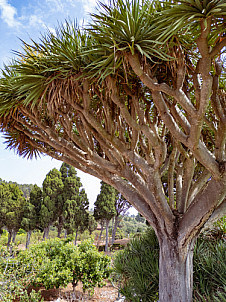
88;0;172;78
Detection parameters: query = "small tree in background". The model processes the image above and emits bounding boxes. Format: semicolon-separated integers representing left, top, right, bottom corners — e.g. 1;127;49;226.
112;192;131;244
64;188;89;245
3;183;25;247
0;182;10;236
21;184;43;248
94;181;116;252
135;213;146;224
59;163;80;237
41;168;64;240
87;212;98;235
61;163;90;244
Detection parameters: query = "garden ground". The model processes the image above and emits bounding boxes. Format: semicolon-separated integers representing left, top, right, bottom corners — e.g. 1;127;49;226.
32;281;118;302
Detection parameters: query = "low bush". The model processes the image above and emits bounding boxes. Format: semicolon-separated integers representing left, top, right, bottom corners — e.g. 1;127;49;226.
0;238;112;301
113;229;159;302
193;234;226;301
113;228;225;302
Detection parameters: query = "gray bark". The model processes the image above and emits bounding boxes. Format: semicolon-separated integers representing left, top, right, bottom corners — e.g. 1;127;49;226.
12;230;17;243
43;225;50;240
26;230;32;249
158;238;195;302
112;215;120;244
98;222;104;242
57;215;64;238
74;230;78;246
105;220;109;252
7;230;12;248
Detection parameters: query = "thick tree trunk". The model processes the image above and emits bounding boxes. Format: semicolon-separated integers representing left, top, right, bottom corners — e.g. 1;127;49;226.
43;225;50;240
105;220;109;252
158;237;195;302
57;216;63;238
112;215;120;244
26;230;32;249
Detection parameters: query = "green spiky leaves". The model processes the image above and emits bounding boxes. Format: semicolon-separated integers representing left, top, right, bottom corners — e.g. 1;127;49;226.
87;0;173;78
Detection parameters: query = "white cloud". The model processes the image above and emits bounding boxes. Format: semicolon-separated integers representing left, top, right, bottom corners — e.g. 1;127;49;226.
82;0;97;14
29;14;45;27
46;0;64;12
0;0;21;27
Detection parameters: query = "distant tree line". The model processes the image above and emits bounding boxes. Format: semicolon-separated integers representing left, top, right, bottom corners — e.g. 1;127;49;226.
0;179;33;199
0;163;96;248
0;165;132;250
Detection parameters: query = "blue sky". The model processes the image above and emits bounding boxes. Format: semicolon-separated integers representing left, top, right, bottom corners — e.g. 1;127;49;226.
0;0;102;209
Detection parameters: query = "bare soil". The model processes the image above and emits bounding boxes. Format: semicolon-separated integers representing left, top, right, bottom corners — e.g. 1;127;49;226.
29;281;118;302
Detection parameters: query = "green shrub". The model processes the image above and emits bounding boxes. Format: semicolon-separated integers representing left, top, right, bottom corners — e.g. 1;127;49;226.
0;244;37;302
193;236;226;301
19;290;44;302
113;229;159;301
0;238;112;300
113;228;225;302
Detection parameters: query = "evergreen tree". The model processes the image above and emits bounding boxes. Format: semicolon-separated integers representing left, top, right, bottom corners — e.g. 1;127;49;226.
1;183;26;247
87;213;98;235
21;185;43;248
0;182;11;236
60;163;90;243
41;168;64;239
94;181;116;252
63;184;89;245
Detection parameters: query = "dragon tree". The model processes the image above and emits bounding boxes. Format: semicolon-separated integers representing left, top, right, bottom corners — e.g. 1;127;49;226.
0;1;225;301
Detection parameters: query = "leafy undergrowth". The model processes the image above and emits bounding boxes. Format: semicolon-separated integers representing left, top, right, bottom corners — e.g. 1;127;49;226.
0;238;113;302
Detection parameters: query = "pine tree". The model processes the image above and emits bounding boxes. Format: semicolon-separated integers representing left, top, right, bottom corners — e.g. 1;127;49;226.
41;168;64;239
21;185;43;248
60;163;89;244
87;213;98;235
1;183;26;247
94;181;116;252
0;182;11;237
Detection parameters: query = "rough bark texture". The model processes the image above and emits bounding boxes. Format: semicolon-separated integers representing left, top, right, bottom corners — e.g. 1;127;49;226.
12;230;16;243
158;238;195;302
26;230;32;249
105;220;109;252
43;226;50;240
57;216;64;238
112;216;120;245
